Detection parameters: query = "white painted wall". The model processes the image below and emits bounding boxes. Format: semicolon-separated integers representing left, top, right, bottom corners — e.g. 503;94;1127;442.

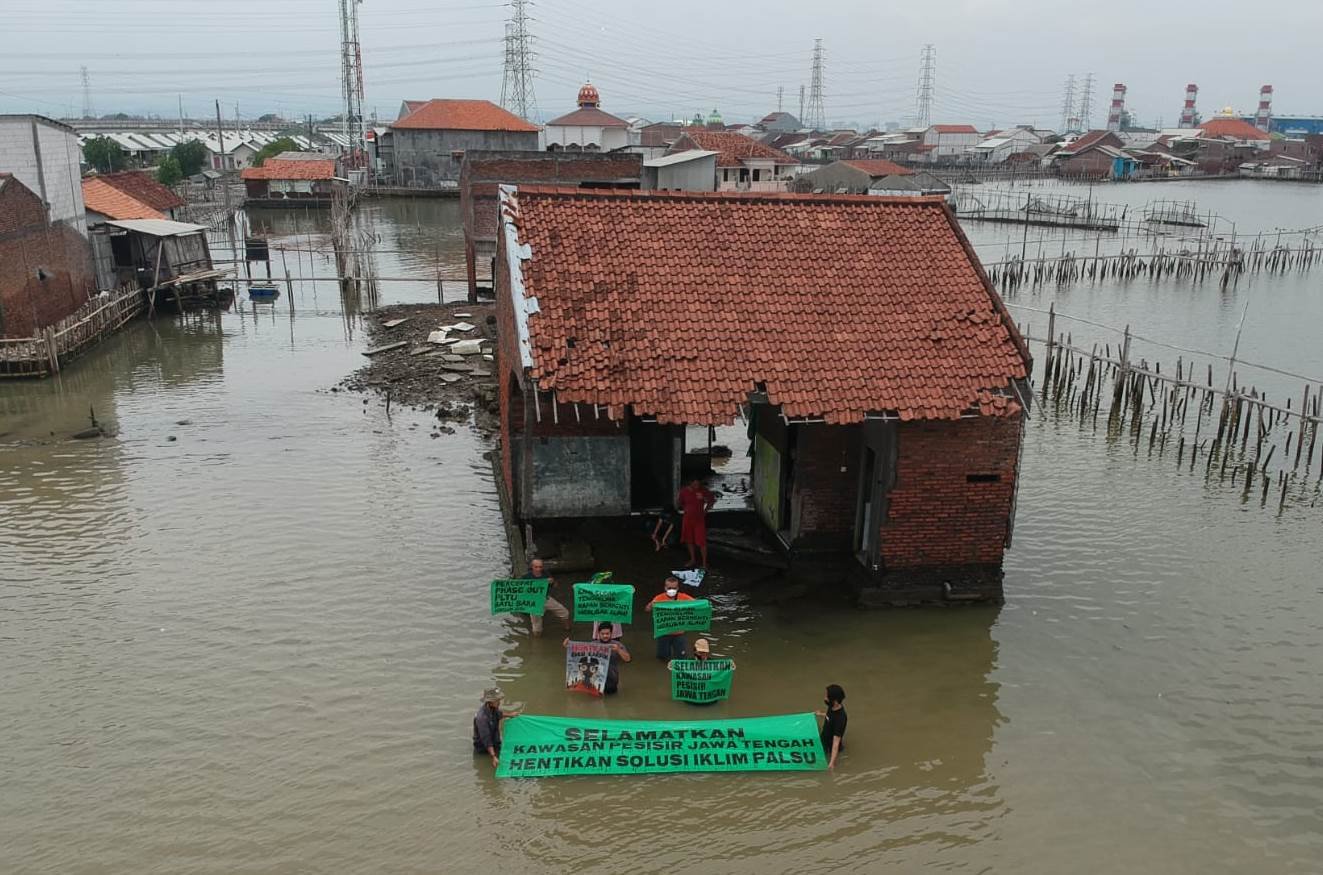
542;125;629;151
0;116;88;236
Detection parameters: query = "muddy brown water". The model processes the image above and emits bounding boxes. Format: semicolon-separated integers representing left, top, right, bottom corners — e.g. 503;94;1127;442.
2;184;1321;873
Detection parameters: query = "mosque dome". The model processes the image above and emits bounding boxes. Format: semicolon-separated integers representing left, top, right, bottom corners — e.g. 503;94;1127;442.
577;83;601;108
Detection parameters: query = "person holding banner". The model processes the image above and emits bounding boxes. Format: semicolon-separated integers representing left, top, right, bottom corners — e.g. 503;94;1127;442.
814;684;848;770
667;638;737;706
563;625;631;694
527;558;571;637
473;687;519;769
646;576;694;660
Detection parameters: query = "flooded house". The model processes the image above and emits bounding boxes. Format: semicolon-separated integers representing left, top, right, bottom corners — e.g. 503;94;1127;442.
380;99;540;185
82;171;186;222
800;158;950;196
86;218;220;307
459;150;642;300
0;173;95;338
494;187;1033;604
240;154;343;206
666;130;798;192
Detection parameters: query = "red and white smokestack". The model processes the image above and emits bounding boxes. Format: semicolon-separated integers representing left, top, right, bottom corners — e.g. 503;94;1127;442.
1106;83;1127;131
1179;83;1198;129
1255;85;1273;132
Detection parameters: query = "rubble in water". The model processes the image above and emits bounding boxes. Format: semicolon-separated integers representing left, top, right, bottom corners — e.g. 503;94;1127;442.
338;302;500;433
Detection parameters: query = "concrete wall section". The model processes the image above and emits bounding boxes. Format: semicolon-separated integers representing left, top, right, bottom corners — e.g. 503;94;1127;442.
0;177;94;337
0;116;88;234
526;435;631;517
391;129;540;184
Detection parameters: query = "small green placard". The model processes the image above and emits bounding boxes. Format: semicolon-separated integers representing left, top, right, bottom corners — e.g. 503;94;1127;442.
496;713;825;778
652;599;712;638
573;583;635;623
490;578;549;615
670;659;734;704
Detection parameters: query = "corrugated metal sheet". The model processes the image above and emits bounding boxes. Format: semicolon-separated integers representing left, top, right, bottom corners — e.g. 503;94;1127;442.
104;218;207;237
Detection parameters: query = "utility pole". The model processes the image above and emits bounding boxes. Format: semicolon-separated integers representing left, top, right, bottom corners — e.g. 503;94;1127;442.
915;44;936;128
79;66;93;119
805;38;826;130
500;0;537;121
216;99;231;214
777;86;783;113
798;85;805;124
338;0;367;155
178;93;184;138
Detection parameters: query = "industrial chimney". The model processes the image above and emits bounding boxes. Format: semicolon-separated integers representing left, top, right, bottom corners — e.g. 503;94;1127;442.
1255;85;1273;132
1106;83;1127;131
1178;83;1199;129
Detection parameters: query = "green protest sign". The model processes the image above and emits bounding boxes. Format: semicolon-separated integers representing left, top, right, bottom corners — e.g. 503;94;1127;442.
573;583;634;623
652;599;712;638
490;578;548;615
496;713;825;778
670;659;734;704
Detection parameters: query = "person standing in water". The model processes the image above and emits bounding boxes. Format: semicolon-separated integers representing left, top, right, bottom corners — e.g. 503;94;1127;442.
814;684;848;770
676;478;716;568
645;575;693;660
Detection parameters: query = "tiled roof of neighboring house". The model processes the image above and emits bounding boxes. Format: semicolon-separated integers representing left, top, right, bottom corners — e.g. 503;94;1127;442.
1060;130;1120;154
94;170;186;211
842;159;914;177
827;132;858;146
81;176;165;220
390;99;540;132
544;106;630;128
931;124;979;134
240;158;337;180
671;130;798;167
400;99;427;117
503;187;1029;425
1198;117;1271;142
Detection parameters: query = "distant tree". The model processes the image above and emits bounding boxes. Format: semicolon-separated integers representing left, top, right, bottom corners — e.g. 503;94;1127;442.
156;156;183;186
83;137;126;172
257;113;282;123
171;139;209;177
100;112;133;121
252;137;299;167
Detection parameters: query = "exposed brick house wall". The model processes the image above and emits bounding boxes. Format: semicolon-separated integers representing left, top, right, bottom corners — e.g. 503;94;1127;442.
790;423;860;550
881;416;1022;569
0;175;94;337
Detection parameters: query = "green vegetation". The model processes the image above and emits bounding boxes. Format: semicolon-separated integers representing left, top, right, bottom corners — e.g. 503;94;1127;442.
252;137;300;167
83;137;126;172
156;156;183;187
170;140;209;177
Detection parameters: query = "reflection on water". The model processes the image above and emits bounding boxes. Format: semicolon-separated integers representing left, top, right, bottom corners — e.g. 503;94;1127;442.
2;186;1321;873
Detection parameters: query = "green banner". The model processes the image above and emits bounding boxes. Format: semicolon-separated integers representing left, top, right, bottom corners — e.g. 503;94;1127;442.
490;578;549;615
573;583;634;623
496;713;825;778
652;599;712;638
670;659;734;703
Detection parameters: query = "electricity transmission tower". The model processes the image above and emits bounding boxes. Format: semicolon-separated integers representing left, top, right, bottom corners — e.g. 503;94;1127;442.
79;66;94;119
804;39;826;130
1078;72;1095;131
777;86;783;113
501;0;537;121
915;44;936;128
338;0;367;150
1060;74;1077;132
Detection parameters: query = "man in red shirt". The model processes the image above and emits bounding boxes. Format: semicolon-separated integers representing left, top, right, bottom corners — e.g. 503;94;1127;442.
645;575;694;660
677;478;717;568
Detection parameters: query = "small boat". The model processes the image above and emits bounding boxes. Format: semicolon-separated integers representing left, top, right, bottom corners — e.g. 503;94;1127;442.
247;284;280;300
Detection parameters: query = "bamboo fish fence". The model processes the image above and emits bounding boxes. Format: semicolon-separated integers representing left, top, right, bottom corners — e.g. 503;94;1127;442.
1016;302;1323;512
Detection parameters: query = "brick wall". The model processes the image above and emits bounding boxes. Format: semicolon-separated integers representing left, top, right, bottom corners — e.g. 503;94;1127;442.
880;415;1022;569
791;423;859;548
0;178;94;337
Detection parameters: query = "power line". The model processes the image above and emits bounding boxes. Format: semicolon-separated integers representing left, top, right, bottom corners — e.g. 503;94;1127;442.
501;0;537;120
804;38;826;130
1060;73;1076;132
915;44;935;127
1078;72;1095;130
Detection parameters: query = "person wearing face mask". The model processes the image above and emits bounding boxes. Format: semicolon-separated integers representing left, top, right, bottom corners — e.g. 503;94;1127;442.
645;575;694;661
814;684;847;770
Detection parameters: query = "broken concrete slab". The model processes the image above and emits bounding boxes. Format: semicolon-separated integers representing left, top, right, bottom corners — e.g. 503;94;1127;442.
450;339;484;355
363;341;408;356
382;317;411;329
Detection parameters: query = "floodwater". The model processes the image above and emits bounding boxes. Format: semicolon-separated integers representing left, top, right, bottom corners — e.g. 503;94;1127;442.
2;183;1321;873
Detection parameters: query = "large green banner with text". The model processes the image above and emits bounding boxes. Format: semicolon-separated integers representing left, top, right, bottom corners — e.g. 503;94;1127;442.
652;599;712;637
496;713;825;778
573;583;635;623
490;579;548;615
670;659;734;703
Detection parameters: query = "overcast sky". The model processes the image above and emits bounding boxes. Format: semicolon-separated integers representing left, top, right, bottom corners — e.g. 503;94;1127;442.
2;0;1318;131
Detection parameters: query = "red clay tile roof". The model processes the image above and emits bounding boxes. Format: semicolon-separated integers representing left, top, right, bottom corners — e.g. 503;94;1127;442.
931;124;978;134
81;177;165;220
240;158;336;180
504;188;1029;425
545;106;629;128
842;159;914;177
1199;117;1271;142
670;131;798;167
1061;130;1121;154
390;99;539;132
95;170;185;210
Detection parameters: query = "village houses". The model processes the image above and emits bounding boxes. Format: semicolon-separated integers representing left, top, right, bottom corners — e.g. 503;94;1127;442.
542;84;630;153
380;98;540;185
666;130;798;192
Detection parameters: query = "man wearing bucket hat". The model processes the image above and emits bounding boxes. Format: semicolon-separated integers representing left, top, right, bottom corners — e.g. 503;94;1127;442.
667;638;736;706
472;687;518;768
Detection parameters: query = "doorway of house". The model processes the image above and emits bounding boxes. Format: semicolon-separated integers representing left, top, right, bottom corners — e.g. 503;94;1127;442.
853;421;896;568
629;418;678;511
